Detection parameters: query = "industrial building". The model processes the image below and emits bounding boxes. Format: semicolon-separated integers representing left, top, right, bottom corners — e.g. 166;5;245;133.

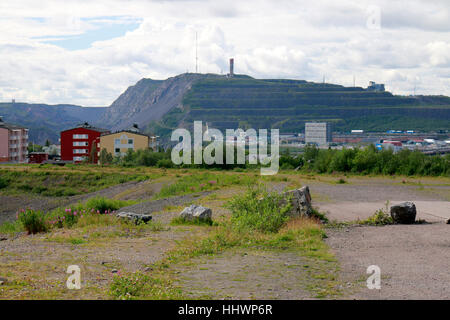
60;122;109;163
305;122;332;146
99;124;159;158
367;81;385;92
0;117;29;163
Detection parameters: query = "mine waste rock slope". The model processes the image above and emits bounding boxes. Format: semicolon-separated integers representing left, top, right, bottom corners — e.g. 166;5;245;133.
4;73;450;144
390;202;417;224
98;73;221;132
100;74;450;140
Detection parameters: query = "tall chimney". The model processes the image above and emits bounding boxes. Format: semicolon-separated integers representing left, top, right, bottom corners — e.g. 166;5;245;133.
229;58;234;77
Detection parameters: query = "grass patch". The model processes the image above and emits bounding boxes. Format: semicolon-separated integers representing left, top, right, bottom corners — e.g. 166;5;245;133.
226;185;291;233
109;272;183;300
0;167;154;197
0;220;24;234
155;172;257;199
171;216;215;226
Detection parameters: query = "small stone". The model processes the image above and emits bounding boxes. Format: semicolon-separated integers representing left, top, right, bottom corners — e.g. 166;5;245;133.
447;219;450;225
111;269;118;274
0;237;7;241
0;277;7;285
144;267;153;272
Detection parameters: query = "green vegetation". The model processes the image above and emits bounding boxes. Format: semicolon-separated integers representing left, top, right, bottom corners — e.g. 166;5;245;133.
360;210;394;226
359;202;394;226
155;172;257;199
0;197;136;234
226;186;291;233
170;216;215;226
0;168;151;197
17;209;48;234
295;145;450;176
109;272;183;300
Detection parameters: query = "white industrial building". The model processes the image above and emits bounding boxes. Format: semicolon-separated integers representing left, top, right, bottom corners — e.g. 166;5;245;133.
305;122;332;146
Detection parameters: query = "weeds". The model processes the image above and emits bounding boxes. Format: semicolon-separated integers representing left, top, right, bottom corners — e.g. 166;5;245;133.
17;209;48;234
155;172;257;199
109;272;183;300
359;201;394;226
170;216;215;226
226;185;291;233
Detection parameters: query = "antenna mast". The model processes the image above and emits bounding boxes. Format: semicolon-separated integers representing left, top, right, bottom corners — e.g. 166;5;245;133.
195;32;198;74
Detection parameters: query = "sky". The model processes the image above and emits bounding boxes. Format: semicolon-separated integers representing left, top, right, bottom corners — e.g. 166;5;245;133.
0;0;449;106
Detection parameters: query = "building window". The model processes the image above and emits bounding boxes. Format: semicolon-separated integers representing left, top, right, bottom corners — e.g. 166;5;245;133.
73;156;86;162
128;139;133;144
73;149;87;154
73;134;88;139
73;141;88;146
115;139;120;144
115;148;120;153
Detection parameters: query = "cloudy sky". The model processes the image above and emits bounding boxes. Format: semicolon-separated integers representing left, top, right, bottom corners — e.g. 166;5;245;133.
0;0;449;106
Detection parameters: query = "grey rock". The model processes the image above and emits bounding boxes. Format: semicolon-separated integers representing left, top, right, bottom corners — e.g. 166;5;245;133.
117;212;152;224
282;186;313;217
180;204;212;221
111;269;118;274
390;202;417;224
446;219;450;225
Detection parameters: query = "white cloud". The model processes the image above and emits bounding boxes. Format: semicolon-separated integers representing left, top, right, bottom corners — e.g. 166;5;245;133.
0;0;449;106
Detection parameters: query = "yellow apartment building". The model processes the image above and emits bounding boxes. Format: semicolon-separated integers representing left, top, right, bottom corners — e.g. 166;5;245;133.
99;130;159;157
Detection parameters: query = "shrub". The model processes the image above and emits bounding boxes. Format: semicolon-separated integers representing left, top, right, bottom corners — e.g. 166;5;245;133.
0;177;9;189
85;197;125;213
226;185;291;233
17;209;48;234
156;159;174;168
360;202;393;226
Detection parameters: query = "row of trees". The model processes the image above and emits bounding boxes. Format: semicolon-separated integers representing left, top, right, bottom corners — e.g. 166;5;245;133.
282;145;450;176
98;148;173;168
97;144;449;177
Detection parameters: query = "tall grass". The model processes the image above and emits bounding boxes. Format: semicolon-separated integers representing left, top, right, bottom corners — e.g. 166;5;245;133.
156;172;257;199
226;185;291;233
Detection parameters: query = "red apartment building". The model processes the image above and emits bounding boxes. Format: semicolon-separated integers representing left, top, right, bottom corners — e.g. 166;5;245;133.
60;122;109;163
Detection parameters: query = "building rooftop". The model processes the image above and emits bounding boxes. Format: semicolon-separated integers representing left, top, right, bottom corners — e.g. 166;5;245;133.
100;129;158;139
61;122;109;133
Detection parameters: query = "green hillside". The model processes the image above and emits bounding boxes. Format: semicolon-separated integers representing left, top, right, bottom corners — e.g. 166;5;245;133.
149;76;450;137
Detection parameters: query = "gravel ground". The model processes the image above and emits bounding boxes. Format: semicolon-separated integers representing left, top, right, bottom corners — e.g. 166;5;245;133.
309;177;450;300
325;223;450;300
